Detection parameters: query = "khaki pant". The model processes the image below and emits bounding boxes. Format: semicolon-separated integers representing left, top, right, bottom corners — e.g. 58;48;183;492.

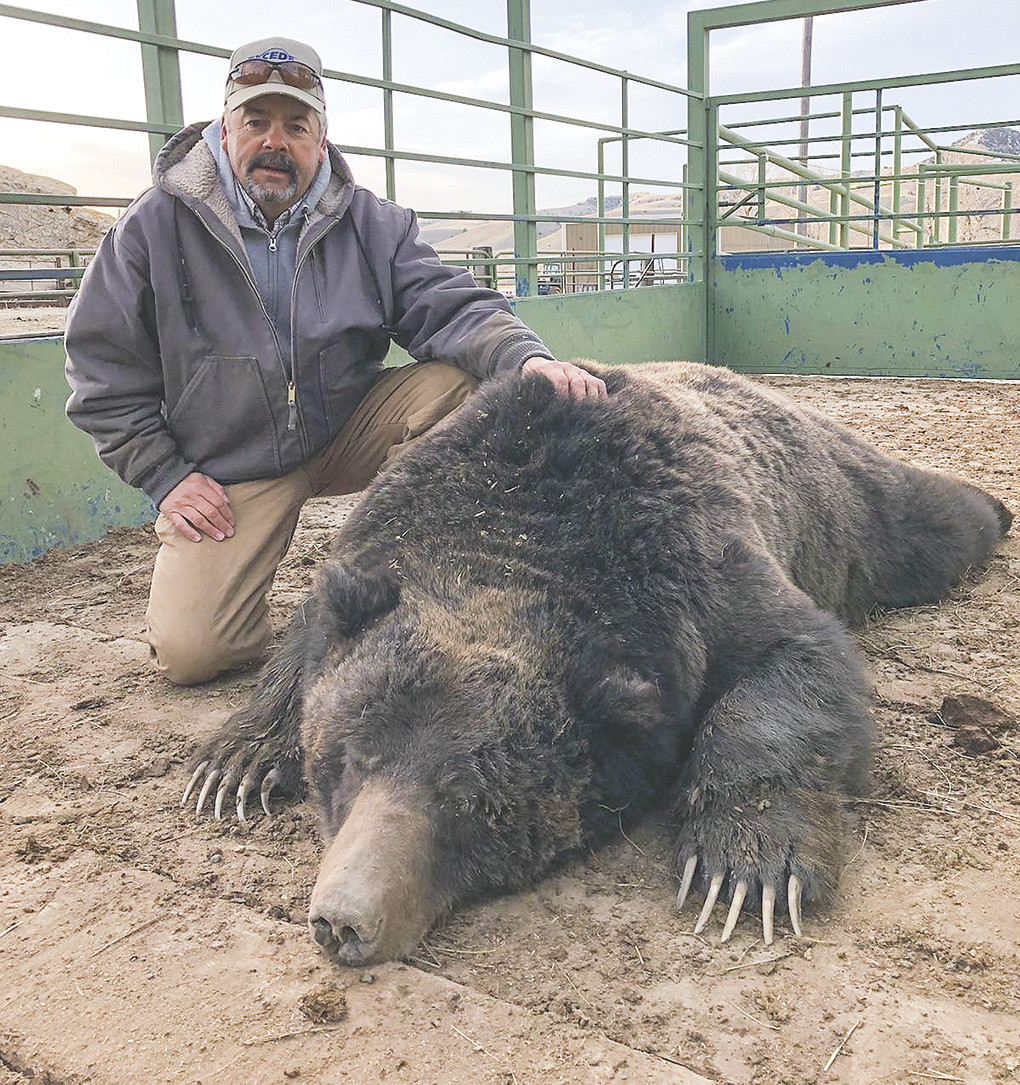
146;361;478;685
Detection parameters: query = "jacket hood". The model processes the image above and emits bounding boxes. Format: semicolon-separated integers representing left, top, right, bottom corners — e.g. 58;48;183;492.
153;119;357;243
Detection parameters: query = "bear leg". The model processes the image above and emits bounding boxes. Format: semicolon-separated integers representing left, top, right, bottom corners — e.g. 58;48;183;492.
181;595;316;824
182;561;401;824
671;546;872;944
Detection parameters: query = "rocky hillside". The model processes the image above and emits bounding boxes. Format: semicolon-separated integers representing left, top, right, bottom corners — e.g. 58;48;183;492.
952;126;1020;156
0;163;115;252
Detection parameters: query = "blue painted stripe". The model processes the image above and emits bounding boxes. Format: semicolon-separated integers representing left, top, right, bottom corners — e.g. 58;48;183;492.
718;244;1020;272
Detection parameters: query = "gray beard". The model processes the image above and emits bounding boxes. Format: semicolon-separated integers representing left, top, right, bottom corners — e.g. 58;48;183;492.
243;174;298;207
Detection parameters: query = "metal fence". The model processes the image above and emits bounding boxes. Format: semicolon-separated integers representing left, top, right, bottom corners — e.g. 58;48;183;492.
0;0;700;300
3;0;1020;306
0;247;96;305
714;77;1020;254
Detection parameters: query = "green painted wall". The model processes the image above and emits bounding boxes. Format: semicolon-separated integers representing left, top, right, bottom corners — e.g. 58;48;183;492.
713;247;1020;379
0;337;154;565
513;284;706;363
383;283;707;367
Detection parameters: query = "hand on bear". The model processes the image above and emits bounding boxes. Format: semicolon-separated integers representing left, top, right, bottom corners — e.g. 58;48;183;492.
521;357;608;400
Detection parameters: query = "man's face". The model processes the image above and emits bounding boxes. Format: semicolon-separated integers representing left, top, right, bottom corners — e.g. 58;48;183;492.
221;94;326;221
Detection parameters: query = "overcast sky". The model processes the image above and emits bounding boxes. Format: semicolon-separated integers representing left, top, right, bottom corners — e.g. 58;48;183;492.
1;0;1018;212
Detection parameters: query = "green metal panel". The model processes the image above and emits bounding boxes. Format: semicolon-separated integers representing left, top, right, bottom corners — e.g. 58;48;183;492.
381;8;396;201
687;6;711;365
712;249;1020;379
512;286;706;364
0;104;176;136
0;338;154;566
136;0;184;165
692;0;919;29
384;288;706;366
620;79;630;289
506;0;538;298
351;0;697;98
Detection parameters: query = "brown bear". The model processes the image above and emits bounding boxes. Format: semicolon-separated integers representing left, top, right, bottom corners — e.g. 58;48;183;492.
182;362;1011;965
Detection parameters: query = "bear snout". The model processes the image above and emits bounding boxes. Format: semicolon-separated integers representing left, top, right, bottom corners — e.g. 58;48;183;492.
308;902;383;964
308;780;435;965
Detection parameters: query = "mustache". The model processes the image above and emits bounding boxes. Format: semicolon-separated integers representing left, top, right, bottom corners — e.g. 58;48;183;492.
248;152;298;180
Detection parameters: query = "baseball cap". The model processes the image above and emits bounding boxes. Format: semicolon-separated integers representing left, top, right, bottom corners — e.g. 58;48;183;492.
225;37;326;117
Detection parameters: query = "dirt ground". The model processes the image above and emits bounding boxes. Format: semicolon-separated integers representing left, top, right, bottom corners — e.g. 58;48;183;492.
1;363;1018;1085
0;305;69;337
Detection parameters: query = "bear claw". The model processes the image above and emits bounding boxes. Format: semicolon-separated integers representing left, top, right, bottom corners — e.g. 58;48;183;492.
762;884;776;945
677;855;698;909
194;768;220;816
214;771;239;821
719;879;748;943
693;872;724;934
236;772;258;827
788;875;804;937
260;768;282;816
678;864;801;945
181;761;209;808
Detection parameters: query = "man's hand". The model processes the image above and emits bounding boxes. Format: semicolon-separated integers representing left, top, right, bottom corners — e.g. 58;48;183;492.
521;357;608;401
159;472;235;543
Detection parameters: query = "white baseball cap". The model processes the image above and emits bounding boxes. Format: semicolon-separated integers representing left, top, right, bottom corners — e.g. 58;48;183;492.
225;37;326;117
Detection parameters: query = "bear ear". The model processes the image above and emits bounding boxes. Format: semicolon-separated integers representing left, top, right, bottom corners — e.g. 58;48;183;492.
567;648;669;735
586;667;668;734
316;561;401;639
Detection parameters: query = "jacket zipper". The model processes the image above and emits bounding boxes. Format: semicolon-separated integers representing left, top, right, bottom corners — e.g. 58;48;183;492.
267;232;294;425
189;203;305;452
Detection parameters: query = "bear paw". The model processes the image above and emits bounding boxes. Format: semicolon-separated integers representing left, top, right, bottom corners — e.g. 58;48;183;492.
181;732;302;826
672;784;848;946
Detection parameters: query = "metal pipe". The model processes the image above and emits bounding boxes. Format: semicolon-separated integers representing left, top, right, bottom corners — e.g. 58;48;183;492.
718;169;911;247
934;149;942;244
726;220;844;252
720;121;908;225
892;105;903;243
135;0;183;165
712;59;1020;107
916;164;927;246
797;16;813;235
597;140;606;291
507;0;538;297
621;77;630;289
948;174;959;244
381;8;396;201
872;88;882;249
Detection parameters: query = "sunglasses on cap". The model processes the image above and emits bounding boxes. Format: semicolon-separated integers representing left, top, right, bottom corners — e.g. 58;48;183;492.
228;58;323;92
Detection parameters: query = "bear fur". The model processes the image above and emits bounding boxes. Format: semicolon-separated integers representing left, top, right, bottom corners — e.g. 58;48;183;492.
185;362;1011;964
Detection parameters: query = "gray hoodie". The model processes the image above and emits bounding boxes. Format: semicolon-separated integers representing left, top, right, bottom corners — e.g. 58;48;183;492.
65;121;553;507
201;118;331;364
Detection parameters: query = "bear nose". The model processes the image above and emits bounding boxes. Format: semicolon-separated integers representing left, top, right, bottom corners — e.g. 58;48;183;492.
310;916;336;947
308;903;382;964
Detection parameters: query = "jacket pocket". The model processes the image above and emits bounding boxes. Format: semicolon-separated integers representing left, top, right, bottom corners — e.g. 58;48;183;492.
167;356;282;479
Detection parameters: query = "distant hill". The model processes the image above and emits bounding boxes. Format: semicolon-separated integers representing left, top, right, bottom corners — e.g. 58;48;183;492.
0;164;115;251
419;195;625;254
952;126;1020;156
